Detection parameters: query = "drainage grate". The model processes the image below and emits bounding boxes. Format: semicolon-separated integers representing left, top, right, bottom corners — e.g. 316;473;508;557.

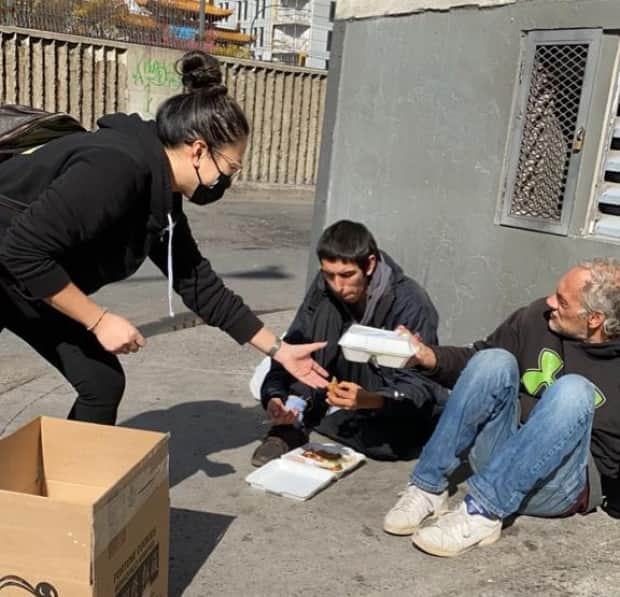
510;43;589;221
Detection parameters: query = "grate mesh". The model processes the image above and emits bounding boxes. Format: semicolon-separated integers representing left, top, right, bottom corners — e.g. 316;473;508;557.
509;43;588;221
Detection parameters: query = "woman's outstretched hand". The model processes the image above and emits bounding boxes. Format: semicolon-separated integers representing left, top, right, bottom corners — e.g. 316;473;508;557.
273;341;329;388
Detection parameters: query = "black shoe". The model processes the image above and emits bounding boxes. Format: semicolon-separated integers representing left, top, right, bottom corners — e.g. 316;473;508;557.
251;425;309;467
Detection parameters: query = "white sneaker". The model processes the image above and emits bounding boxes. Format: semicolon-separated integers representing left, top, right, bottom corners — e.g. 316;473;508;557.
383;485;448;535
411;501;502;557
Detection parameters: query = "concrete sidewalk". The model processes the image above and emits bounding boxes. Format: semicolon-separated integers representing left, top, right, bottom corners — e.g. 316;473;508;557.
0;196;618;596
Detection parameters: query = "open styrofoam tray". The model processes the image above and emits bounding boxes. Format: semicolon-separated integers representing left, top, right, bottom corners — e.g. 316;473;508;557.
245;458;334;500
282;442;365;478
245;442;366;500
338;324;418;368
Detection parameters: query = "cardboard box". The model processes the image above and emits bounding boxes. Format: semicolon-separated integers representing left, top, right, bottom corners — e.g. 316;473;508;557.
0;417;169;597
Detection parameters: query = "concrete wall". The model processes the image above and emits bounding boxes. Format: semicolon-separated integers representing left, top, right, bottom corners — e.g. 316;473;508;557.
0;28;127;129
313;0;620;344
0;26;327;185
336;0;518;19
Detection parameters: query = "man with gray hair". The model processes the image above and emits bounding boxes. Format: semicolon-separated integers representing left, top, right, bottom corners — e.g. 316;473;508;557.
383;258;620;557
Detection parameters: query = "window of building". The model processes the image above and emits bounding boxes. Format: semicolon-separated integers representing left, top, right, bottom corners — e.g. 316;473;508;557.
329;1;336;22
260;27;264;47
588;64;620;238
326;30;332;52
500;29;601;235
244;2;248;20
238;2;242;20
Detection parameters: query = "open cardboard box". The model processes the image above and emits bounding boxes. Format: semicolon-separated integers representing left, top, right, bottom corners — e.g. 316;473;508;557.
0;416;169;597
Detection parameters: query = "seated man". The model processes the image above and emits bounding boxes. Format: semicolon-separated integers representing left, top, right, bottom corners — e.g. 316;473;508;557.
251;219;448;466
383;258;620;557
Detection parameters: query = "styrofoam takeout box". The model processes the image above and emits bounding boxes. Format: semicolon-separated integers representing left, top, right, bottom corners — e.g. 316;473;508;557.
338;324;418;368
245;443;365;500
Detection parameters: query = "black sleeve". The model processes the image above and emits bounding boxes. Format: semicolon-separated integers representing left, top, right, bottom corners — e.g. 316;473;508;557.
429;305;525;389
374;285;445;409
149;212;263;344
0;148;146;298
259;277;320;408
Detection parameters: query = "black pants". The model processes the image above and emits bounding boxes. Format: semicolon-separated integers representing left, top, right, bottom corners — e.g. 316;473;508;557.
0;282;125;424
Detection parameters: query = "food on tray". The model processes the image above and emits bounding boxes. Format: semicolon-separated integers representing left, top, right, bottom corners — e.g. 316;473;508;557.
301;447;345;472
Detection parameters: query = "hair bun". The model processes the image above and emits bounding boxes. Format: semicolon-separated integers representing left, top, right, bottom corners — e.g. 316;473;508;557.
177;50;226;94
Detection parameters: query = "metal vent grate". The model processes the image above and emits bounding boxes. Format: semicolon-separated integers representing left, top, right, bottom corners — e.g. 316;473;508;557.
509;43;589;221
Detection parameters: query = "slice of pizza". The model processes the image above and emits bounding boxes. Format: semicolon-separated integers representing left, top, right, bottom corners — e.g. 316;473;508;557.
301;447;344;472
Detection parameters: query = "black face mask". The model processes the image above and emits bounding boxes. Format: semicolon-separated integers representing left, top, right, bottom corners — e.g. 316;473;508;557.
189;166;231;206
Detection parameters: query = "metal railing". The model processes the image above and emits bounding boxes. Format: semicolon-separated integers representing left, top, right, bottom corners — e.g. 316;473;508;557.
0;1;250;58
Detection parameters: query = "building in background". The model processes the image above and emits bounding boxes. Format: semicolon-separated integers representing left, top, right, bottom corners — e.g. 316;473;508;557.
130;0;254;57
215;0;335;69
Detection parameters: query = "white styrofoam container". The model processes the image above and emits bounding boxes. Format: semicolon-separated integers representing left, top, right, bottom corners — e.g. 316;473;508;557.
282;442;365;478
245;442;366;500
245;458;334;500
338;324;418;368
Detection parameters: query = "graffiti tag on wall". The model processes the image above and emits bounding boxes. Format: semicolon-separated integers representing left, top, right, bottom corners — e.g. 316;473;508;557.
132;56;182;114
132;57;182;90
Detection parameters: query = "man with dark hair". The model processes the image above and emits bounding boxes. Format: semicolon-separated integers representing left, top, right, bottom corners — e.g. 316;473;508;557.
251;220;448;466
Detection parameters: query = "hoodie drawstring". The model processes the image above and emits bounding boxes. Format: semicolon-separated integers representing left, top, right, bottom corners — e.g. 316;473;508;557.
166;213;176;317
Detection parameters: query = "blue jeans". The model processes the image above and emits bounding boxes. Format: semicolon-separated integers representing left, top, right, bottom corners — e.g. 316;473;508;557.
411;349;595;519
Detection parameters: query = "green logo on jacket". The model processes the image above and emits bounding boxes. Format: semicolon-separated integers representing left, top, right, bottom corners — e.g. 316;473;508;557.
521;348;606;407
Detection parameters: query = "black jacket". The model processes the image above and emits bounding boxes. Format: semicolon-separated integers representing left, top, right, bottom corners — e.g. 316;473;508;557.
0;113;262;343
261;252;449;414
429;298;620;512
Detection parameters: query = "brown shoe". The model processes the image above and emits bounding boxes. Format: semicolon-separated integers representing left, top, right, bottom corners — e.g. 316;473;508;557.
251;425;309;467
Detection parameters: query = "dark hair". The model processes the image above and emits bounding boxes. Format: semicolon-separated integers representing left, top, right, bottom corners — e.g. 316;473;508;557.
156;50;249;150
316;220;380;270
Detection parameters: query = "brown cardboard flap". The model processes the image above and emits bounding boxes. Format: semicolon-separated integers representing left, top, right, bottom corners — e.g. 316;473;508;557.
94;481;170;597
0;491;93;583
93;441;169;557
0;417;43;496
40;417;169;489
44;480;108;504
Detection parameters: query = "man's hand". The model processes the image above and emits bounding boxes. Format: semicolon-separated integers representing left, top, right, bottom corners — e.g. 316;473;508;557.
326;381;384;410
395;325;437;370
266;397;299;425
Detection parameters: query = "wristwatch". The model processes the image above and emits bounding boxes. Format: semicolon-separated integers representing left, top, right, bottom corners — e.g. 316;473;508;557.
267;337;282;358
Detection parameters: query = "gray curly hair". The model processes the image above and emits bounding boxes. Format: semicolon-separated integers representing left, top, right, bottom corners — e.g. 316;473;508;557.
579;257;620;339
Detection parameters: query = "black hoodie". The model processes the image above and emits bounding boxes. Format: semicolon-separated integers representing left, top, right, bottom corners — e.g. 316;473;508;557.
429;298;620;511
261;252;449;414
0;113;262;343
